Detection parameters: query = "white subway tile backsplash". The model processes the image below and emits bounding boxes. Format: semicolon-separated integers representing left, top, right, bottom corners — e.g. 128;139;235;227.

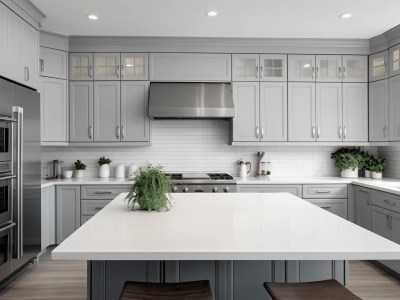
41;120;375;178
378;146;400;179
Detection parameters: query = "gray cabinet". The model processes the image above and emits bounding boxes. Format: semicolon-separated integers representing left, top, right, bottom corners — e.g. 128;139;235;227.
237;185;302;197
371;205;391;240
354;186;372;231
41;186;56;250
69;53;93;80
22;22;38;89
39;77;68;143
288;55;316;82
342;55;368;83
93;81;121;142
304;199;347;219
389;75;400;141
0;4;4;74
121;81;150;142
369;79;389;141
56;186;80;244
315;55;341;82
94;53;120;80
121;53;149;80
149;53;231;81
69;81;94;142
369;51;388;82
39;47;67;79
389;45;400;77
288;82;316;141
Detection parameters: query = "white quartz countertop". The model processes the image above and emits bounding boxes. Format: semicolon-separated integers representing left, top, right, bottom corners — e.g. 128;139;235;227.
235;176;354;184
41;177;134;188
52;192;400;261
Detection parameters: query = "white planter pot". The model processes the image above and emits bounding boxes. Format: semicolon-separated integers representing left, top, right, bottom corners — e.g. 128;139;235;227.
99;164;110;178
364;170;371;178
74;170;84;178
371;172;383;179
340;168;358;178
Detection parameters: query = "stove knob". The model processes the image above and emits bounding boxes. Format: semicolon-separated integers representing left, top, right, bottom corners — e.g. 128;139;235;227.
212;187;218;193
172;186;178;193
223;187;230;193
183;187;189;193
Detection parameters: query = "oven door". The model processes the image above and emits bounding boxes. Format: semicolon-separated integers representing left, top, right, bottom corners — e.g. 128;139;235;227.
0;176;14;225
0;223;13;281
0;120;12;164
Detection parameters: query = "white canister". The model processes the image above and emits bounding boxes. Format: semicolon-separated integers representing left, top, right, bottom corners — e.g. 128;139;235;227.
115;164;126;178
99;164;110;178
364;170;371;178
128;164;138;179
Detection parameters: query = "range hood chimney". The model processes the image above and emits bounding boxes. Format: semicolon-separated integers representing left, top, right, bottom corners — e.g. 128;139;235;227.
148;82;234;119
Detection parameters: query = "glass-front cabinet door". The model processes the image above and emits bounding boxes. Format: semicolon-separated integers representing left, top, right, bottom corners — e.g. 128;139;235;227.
369;51;388;82
232;54;260;81
288;55;315;82
315;55;341;82
260;54;287;81
121;53;149;80
389;45;400;77
69;53;93;80
94;53;120;80
342;55;368;83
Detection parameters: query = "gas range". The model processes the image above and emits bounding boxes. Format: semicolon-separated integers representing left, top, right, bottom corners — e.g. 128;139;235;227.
166;173;237;193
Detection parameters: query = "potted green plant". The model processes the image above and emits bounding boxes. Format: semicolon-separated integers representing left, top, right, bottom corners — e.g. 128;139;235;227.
125;166;172;211
74;160;87;178
98;156;112;178
331;148;365;178
370;157;387;179
363;153;375;178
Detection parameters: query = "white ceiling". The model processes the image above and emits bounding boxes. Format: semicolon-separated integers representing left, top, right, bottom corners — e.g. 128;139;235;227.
31;0;400;39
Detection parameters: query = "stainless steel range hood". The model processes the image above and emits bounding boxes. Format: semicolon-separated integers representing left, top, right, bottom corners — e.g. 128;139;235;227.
148;82;234;119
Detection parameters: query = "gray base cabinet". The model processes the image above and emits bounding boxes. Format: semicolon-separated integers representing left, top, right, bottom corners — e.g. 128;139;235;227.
369;79;389;141
354;186;372;230
56;186;80;244
237;185;302;197
41;186;56;250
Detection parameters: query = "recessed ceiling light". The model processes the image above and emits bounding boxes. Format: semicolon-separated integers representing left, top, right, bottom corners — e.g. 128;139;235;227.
339;13;352;19
206;11;218;17
86;14;99;20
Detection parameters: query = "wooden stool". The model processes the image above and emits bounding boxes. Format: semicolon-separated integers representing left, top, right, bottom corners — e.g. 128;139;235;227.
119;280;213;300
264;279;362;300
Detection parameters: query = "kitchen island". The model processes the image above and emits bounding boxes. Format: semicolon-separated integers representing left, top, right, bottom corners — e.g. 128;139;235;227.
52;193;400;300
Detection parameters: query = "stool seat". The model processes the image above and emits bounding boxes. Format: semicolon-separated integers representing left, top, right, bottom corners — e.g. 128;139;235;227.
264;279;362;300
119;280;213;300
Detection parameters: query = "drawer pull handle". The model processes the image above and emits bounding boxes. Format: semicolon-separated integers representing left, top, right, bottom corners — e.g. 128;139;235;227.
316;191;331;194
321;206;331;209
94;207;103;210
94;191;112;194
384;199;396;206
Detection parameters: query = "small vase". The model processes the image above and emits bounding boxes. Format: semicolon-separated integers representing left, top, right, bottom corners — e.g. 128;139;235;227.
99;164;110;178
365;170;371;178
371;172;383;179
341;168;358;178
74;170;84;178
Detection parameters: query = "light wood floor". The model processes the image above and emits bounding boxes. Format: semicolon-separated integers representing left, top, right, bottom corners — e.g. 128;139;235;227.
0;256;398;300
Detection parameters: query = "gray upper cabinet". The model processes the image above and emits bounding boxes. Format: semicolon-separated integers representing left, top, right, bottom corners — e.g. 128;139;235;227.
315;83;342;141
288;82;316;141
315;55;341;82
389;75;400;141
389;45;400;77
342;83;368;142
231;82;260;142
121;53;148;80
22;22;38;89
288;55;315;82
354;186;372;231
149;53;231;81
40;77;68;143
56;186;80;244
260;54;287;82
121;81;150;142
39;47;67;79
69;53;93;80
232;54;259;81
260;82;287;141
342;56;368;83
69;81;94;142
369;51;388;82
93;81;121;142
94;53;120;80
0;4;4;74
369;79;389;141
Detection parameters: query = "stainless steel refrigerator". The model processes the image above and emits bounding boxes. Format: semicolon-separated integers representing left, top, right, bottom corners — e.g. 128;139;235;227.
0;77;41;284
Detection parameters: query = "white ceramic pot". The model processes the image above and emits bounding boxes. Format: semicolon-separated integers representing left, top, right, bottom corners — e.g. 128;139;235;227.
364;170;371;178
99;164;110;178
371;172;383;179
115;164;126;178
340;168;358;178
74;170;84;178
63;170;73;179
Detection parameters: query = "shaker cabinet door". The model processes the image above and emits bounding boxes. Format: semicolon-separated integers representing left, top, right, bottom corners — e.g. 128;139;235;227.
69;53;93;80
342;55;368;83
369;79;389;141
56;186;80;244
288;55;315;82
232;54;260;81
389;45;400;77
39;47;67;79
22;22;38;89
389;75;400;141
369;51;388;82
315;55;341;82
260;54;287;82
355;187;372;231
94;53;120;80
371;205;391;240
121;53;148;80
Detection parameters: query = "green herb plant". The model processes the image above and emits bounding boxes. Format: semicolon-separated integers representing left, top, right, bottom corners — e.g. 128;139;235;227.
363;153;376;171
74;160;87;170
125;165;172;211
370;157;387;173
98;156;112;166
331;147;365;171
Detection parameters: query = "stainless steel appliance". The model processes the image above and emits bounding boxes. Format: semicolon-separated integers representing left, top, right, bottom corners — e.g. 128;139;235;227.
0;78;41;285
167;173;236;193
46;159;63;179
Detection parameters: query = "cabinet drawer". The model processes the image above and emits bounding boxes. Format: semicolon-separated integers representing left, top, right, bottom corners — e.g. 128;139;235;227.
81;185;130;199
237;185;302;197
81;200;111;216
81;215;92;225
371;190;400;214
304;199;347;219
303;185;347;199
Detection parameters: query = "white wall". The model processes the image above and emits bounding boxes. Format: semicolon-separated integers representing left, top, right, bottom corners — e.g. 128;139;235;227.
379;146;400;179
41;120;373;178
